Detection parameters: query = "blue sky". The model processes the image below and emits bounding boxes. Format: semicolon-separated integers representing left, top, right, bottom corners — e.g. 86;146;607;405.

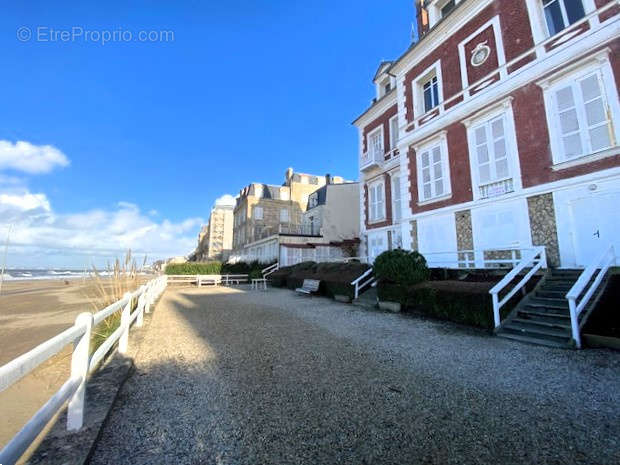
0;0;413;267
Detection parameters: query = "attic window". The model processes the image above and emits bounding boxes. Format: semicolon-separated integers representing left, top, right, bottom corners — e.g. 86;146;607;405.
440;0;456;17
384;83;392;94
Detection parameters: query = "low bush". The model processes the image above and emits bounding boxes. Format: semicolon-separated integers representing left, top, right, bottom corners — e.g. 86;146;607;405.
378;277;536;330
274;261;371;300
374;249;429;286
165;262;222;275
248;269;263;280
221;260;276;275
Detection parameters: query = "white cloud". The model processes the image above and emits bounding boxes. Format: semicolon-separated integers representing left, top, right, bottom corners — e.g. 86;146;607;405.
0;140;70;174
0;189;203;267
214;194;236;207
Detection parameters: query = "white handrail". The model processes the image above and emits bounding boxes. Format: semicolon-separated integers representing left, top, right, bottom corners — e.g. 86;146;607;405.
489;246;547;328
423;246;536;268
566;244;615;349
262;262;279;277
0;274;168;465
351;268;375;299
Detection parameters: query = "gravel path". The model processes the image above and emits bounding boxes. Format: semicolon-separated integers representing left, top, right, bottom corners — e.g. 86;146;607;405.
90;286;620;465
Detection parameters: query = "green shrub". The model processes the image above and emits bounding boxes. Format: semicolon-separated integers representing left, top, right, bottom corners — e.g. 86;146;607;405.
281;261;371;300
165;262;222;275
221;260;276;275
378;280;526;330
374;249;429;286
248;269;263;280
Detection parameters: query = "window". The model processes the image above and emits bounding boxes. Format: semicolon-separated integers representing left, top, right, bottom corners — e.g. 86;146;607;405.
280;208;289;223
542;0;585;36
368;127;383;160
417;142;450;202
309;193;319;208
440;0;456;17
389;116;399;151
548;70;613;161
472;115;511;185
392;174;402;222
369;182;385;222
254;206;263;220
423;75;440;113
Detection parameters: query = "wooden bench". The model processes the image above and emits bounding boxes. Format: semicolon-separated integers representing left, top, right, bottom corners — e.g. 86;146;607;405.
296;279;320;295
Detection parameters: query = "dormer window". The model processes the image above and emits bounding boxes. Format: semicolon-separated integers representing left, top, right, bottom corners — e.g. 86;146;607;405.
384;83;392;94
439;0;455;17
542;0;585;36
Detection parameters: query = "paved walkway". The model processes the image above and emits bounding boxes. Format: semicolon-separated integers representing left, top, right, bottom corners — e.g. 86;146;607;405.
90;286;620;465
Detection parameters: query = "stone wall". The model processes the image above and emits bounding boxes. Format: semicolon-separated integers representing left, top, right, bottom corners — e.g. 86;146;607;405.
455;209;474;267
410;220;418;251
527;193;560;267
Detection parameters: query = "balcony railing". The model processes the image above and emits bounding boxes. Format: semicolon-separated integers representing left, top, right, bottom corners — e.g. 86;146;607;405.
360;148;400;171
279;223;322;236
479;178;514;199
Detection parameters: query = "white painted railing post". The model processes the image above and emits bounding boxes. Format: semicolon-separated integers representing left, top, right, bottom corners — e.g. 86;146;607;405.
119;293;132;354
492;292;500;329
145;282;153;314
136;289;145;328
67;312;93;431
568;297;581;349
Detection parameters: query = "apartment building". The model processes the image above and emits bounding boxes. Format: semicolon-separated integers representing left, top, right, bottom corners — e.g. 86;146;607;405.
230;168;354;263
195;202;234;262
355;0;619;268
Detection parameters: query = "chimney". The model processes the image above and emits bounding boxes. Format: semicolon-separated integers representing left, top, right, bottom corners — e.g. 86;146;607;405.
326;173;332;185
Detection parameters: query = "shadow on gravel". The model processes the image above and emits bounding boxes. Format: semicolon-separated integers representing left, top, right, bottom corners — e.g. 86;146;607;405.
91;287;620;465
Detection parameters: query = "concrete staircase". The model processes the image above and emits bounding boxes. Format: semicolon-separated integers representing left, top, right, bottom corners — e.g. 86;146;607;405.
352;286;378;310
496;269;608;348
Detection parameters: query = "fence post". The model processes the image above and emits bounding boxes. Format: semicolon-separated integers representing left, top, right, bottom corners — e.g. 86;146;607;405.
492;292;500;329
136;289;145;328
67;312;93;431
119;292;132;354
145;282;152;314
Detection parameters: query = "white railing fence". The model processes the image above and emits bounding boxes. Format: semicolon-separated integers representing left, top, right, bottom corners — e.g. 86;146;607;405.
489;246;547;329
423;246;538;269
166;274;249;285
351;268;376;300
262;263;279;277
0;275;167;465
566;244;616;349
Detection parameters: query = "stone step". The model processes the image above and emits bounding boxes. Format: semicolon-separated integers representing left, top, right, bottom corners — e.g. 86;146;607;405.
512;317;571;331
517;309;571;324
496;331;568;348
528;297;569;308
524;302;569;312
536;289;568;298
501;323;570;343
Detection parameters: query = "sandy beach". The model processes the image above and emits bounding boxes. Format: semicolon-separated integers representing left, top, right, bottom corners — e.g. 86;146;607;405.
0;276;150;456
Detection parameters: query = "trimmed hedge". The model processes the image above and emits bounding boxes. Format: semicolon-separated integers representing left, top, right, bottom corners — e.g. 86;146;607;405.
378;276;540;330
270;261;371;300
221;260;276;275
165;262;222;275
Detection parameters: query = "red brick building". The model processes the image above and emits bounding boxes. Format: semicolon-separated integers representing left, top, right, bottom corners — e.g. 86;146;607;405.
354;0;619;268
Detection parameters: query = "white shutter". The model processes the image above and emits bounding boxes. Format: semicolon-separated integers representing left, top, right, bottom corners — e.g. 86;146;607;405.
578;73;611;152
390;117;399;149
474;115;510;185
377;183;384;219
392;175;401;222
555;84;583;158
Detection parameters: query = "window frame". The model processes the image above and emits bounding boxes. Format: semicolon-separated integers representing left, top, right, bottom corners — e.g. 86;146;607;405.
368;180;386;223
391;172;402;222
414;133;452;204
464;97;523;201
389;115;400;152
280;208;289;223
367;125;384;160
541;57;618;166
413;60;443;118
542;0;586;37
254;206;263;220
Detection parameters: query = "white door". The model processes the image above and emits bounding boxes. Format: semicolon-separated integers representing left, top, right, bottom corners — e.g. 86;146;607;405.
417;214;457;267
368;232;387;263
570;191;620;267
